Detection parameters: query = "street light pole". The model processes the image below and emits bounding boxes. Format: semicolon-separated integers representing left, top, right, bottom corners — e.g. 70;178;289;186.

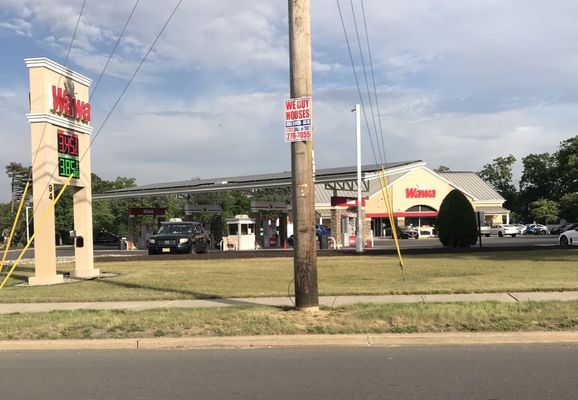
354;104;363;253
26;206;31;243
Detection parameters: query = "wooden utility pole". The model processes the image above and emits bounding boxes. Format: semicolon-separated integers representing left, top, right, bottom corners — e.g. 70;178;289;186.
288;0;318;311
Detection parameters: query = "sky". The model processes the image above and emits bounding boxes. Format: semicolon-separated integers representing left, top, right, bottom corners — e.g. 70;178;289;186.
0;0;577;202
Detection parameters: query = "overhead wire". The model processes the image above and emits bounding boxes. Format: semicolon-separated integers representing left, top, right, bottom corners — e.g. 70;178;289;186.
80;0;183;163
7;1;181;282
336;0;379;165
90;0;141;101
12;0;87;249
28;0;87;179
360;0;388;165
13;0;140;249
337;0;405;275
349;0;384;165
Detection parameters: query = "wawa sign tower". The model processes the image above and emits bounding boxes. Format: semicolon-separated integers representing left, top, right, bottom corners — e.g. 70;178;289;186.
25;58;99;285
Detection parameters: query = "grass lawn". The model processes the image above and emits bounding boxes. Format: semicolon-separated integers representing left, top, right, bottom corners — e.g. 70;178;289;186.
0;249;576;303
0;301;576;340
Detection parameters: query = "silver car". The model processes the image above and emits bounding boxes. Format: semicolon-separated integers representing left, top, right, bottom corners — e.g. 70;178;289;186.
490;224;518;237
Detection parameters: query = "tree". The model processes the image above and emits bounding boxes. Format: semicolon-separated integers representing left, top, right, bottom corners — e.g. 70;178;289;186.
520;152;559;202
434;165;451;173
478;155;518;212
436;189;479;248
556;135;578;195
528;199;559;225
5;162;31;212
559;192;578;222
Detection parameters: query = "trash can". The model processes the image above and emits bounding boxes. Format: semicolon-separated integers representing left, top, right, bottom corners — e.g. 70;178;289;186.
118;237;127;250
320;234;329;249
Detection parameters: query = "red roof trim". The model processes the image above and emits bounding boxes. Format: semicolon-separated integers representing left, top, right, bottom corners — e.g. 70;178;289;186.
366;211;438;218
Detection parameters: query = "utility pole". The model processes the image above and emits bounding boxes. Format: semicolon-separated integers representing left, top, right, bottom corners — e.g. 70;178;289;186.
288;0;318;311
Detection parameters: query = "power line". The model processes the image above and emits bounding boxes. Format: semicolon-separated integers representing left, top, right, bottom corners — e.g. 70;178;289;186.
349;0;384;165
15;1;181;248
90;0;141;101
29;0;87;177
336;0;379;165
360;0;388;164
81;0;183;163
17;0;88;248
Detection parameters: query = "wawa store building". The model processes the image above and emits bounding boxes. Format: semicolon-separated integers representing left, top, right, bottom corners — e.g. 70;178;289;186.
316;161;508;245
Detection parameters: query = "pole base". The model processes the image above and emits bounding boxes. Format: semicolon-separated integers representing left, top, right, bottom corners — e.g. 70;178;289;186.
70;268;101;279
295;305;320;312
28;274;64;286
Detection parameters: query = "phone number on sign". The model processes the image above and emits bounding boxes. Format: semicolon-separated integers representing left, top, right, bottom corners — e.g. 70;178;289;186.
286;130;312;141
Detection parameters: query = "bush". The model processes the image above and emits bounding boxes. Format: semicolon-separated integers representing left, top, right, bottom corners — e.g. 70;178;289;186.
437;189;479;247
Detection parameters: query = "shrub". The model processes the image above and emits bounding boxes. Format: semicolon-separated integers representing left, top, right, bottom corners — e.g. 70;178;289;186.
437;189;478;247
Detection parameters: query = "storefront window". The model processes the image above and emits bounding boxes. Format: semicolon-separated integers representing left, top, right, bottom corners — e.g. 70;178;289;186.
405;205;437;228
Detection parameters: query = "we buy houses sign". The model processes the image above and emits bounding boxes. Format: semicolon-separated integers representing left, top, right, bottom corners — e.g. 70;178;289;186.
284;96;312;142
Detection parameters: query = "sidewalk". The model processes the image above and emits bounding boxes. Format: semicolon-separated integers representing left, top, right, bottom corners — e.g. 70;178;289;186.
1;291;577;351
1;290;577;314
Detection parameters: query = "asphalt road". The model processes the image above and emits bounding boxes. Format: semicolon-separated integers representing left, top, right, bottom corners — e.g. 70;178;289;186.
1;344;576;399
2;235;562;261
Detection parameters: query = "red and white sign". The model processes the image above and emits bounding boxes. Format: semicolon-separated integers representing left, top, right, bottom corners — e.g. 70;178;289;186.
331;196;367;207
51;85;91;122
284;96;312;142
405;188;436;198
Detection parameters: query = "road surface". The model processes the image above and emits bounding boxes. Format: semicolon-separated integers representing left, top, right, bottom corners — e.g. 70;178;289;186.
1;344;576;399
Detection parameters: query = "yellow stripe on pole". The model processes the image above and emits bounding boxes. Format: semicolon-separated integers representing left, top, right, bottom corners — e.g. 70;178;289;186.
378;165;405;276
0;181;30;275
0;174;74;290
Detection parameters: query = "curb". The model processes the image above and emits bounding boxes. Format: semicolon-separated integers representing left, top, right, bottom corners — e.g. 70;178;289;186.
1;331;577;352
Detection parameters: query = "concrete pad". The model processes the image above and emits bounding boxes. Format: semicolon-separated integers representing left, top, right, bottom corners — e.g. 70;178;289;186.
138;334;370;349
2;332;577;352
0;338;137;351
509;291;578;302
368;331;578;346
422;293;515;303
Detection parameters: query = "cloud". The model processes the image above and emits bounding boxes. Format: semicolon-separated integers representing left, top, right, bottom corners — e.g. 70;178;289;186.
0;19;32;36
0;0;577;203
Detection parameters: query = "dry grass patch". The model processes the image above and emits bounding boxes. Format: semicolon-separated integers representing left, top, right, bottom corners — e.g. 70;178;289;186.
0;301;576;340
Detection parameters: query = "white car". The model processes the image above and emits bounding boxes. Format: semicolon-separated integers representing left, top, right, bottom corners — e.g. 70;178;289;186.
490;224;518;237
559;226;578;246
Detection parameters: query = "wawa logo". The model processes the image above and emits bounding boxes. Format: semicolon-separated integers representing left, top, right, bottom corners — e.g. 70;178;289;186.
405;187;436;198
51;82;91;122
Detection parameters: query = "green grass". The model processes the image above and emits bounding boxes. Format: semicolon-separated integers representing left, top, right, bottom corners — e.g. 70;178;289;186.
0;249;576;303
0;301;576;340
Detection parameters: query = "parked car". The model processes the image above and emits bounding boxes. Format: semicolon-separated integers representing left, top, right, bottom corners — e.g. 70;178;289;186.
525;223;549;235
147;219;209;255
551;222;578;235
397;226;419;239
512;224;527;235
559;226;578;246
480;224;491;237
490;224;518;237
93;231;122;247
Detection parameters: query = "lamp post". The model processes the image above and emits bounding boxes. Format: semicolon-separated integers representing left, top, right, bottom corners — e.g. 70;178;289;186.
353;104;363;253
25;206;31;243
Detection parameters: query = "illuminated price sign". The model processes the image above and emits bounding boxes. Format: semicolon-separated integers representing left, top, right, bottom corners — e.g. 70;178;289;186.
57;130;80;179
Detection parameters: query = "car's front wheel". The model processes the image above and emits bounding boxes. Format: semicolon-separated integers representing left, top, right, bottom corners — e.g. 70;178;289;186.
560;236;569;247
511;234;517;238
